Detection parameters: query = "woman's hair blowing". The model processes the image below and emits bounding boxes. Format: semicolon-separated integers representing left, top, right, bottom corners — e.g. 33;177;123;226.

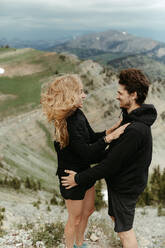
41;74;82;148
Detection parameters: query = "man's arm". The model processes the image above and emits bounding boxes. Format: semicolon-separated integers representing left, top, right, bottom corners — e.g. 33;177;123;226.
75;128;142;185
61;127;142;188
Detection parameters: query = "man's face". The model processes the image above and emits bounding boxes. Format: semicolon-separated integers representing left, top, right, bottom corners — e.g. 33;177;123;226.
117;84;133;109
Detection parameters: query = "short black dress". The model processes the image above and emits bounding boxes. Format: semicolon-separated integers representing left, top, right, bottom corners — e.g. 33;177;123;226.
54;108;107;200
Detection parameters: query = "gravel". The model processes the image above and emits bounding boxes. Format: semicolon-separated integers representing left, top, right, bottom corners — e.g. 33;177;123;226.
0;204;165;248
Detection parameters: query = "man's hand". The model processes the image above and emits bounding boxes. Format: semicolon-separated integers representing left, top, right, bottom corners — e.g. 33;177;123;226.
61;170;78;189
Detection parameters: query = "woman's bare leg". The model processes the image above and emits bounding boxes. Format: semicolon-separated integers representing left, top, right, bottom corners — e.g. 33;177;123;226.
75;186;95;246
65;199;83;248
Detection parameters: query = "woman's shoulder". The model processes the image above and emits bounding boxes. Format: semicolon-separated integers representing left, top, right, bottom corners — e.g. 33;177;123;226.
67;108;86;124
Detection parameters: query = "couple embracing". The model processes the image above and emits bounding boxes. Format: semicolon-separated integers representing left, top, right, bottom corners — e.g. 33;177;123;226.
41;68;157;248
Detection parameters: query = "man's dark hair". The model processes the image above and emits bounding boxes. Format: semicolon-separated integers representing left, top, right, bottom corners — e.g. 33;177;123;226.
119;68;150;105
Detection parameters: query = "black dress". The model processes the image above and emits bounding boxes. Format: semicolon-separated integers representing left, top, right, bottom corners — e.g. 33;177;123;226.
54;108;107;200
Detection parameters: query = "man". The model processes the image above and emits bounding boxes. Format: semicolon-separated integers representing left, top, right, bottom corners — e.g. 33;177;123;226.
61;68;157;248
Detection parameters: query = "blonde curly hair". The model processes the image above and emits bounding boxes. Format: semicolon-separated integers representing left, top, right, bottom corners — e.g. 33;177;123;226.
41;74;82;149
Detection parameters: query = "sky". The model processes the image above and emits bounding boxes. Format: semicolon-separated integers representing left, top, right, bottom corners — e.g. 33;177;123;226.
1;0;165;42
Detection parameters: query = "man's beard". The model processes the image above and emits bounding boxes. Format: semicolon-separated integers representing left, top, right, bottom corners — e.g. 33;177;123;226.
120;99;131;109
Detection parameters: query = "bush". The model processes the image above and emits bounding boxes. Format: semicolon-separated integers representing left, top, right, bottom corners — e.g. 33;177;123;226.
47;205;51;212
50;195;58;205
95;180;107;211
157;204;165;217
59;198;65;207
10;177;21;189
0;176;21;190
137;166;165;207
25;177;41;191
50;190;60;205
32;221;64;247
32;199;41;209
0;207;6;237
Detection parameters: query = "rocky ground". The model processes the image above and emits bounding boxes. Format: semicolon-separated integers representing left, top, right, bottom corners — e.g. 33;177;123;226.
0;187;165;248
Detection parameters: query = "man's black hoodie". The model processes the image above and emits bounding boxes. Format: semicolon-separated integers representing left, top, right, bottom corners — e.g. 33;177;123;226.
75;104;157;195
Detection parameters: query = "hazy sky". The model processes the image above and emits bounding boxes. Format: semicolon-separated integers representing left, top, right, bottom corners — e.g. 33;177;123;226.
1;0;165;42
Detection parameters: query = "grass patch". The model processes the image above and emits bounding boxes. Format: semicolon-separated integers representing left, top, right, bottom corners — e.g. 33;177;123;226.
0;47;16;54
0;50;80;118
0;70;52;118
32;53;78;75
0;49;43;64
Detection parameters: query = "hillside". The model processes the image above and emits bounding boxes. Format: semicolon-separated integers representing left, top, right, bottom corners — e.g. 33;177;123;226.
0;47;165;247
107;54;165;81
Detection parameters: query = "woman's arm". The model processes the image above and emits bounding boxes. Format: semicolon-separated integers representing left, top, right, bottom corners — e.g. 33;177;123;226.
67;118;129;164
67;119;107;163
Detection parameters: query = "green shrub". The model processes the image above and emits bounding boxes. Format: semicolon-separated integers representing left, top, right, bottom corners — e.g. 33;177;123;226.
25;177;41;191
10;177;21;189
95;180;107;211
59;198;65;207
50;194;58;205
33;199;41;209
0;207;6;237
0;176;21;190
137;166;165;207
47;205;51;212
17;221;35;231
32;221;64;247
157;204;165;217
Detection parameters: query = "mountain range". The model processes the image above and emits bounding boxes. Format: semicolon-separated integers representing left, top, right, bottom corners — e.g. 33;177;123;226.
1;29;165;81
53;29;165;81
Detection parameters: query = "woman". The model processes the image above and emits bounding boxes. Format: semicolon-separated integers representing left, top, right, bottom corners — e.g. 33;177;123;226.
41;74;128;248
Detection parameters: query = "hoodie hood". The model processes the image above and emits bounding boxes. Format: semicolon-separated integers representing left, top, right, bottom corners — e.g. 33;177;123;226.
122;104;157;126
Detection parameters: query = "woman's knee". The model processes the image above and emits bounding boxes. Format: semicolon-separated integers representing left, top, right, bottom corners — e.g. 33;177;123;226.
69;214;82;226
82;206;95;218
